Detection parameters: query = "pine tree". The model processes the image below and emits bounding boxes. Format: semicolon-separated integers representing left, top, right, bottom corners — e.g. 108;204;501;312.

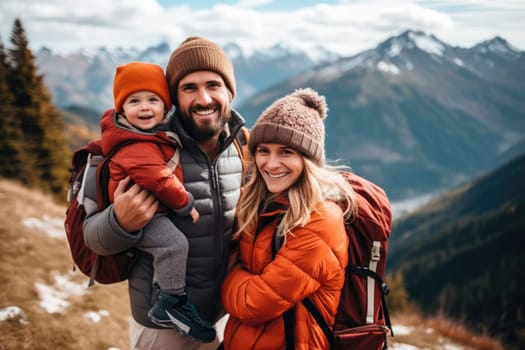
34;84;72;195
0;36;26;179
385;272;412;313
7;19;41;186
7;18;70;195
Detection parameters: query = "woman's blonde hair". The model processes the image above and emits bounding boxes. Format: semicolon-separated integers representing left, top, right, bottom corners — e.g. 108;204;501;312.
235;156;357;243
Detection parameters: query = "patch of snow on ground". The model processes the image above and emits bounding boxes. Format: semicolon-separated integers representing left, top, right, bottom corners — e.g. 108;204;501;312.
22;214;65;239
393;324;415;335
84;309;110;323
0;306;28;324
390;343;425;350
35;272;87;314
35;282;70;313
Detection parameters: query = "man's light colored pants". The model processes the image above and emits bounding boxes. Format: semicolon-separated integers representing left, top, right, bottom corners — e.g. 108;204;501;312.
129;316;227;350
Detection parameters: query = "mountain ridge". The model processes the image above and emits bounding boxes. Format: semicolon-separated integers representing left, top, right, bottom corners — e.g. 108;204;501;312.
43;30;525;201
388;151;525;349
37;38;340;110
236;30;525;200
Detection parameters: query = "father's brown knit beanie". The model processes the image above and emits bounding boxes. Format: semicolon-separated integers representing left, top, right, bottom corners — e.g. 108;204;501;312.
113;62;171;112
166;36;236;101
249;88;328;165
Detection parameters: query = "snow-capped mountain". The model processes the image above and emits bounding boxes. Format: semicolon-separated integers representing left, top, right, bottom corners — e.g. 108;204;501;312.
237;30;525;200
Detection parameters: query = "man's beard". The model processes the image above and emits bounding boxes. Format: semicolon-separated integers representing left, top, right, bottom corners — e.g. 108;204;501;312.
179;104;232;142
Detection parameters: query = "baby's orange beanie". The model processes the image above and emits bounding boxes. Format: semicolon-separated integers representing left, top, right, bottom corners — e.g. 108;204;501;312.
113;62;172;112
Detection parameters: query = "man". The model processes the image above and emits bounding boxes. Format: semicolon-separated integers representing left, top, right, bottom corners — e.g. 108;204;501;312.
83;37;246;350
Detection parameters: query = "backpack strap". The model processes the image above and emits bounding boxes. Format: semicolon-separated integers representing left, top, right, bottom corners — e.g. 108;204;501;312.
233;126;251;170
164;131;181;172
76;153;94;206
350;226;394;336
96;139;140;210
367;241;381;324
235;125;249;147
300;266;394;348
89;255;102;287
283;308;296;350
302;298;335;349
166;147;180;172
350;265;393;335
271;217;297;350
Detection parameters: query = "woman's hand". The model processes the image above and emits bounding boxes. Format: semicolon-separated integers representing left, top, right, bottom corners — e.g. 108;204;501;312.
113;177;159;232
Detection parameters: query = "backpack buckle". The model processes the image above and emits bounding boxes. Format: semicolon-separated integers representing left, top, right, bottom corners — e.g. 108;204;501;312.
371;241;381;261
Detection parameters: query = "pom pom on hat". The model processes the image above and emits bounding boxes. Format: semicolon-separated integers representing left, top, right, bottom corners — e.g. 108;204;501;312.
248;88;328;164
113;62;172;112
166;36;236;101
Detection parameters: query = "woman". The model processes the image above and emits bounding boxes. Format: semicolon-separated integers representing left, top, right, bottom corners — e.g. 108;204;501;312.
221;88;357;349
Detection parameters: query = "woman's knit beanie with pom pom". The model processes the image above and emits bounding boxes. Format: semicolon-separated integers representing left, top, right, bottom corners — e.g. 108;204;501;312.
248;88;328;165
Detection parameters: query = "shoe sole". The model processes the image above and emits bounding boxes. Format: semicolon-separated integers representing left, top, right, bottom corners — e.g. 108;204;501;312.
148;309;177;329
147;310;215;343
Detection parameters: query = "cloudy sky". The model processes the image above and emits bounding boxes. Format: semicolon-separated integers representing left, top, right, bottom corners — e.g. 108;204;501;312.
1;0;524;56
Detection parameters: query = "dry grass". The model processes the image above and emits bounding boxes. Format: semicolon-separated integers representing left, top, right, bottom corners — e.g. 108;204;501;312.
0;179;130;350
0;178;506;350
390;313;504;350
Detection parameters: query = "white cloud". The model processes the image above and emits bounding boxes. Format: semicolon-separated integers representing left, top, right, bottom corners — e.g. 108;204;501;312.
0;1;523;56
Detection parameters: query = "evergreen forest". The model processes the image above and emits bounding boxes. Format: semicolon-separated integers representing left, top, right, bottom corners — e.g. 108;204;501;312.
0;19;70;199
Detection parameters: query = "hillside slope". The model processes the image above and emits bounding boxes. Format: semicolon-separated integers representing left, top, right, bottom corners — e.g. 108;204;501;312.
61;106;100;151
389;152;525;349
0;179;130;350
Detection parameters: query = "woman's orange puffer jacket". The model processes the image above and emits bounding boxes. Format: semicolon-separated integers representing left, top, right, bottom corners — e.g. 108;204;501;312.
222;200;349;350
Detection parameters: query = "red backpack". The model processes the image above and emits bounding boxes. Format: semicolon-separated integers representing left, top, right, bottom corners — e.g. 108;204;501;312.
64;139;138;287
279;171;393;350
332;172;393;349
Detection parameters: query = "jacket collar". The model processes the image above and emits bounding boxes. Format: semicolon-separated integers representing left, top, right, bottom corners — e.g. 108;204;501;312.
260;196;288;217
256;196;288;235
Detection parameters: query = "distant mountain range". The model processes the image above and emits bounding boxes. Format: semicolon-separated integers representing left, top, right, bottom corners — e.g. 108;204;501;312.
38;30;525;201
388;150;525;349
36;41;338;111
237;30;525;200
